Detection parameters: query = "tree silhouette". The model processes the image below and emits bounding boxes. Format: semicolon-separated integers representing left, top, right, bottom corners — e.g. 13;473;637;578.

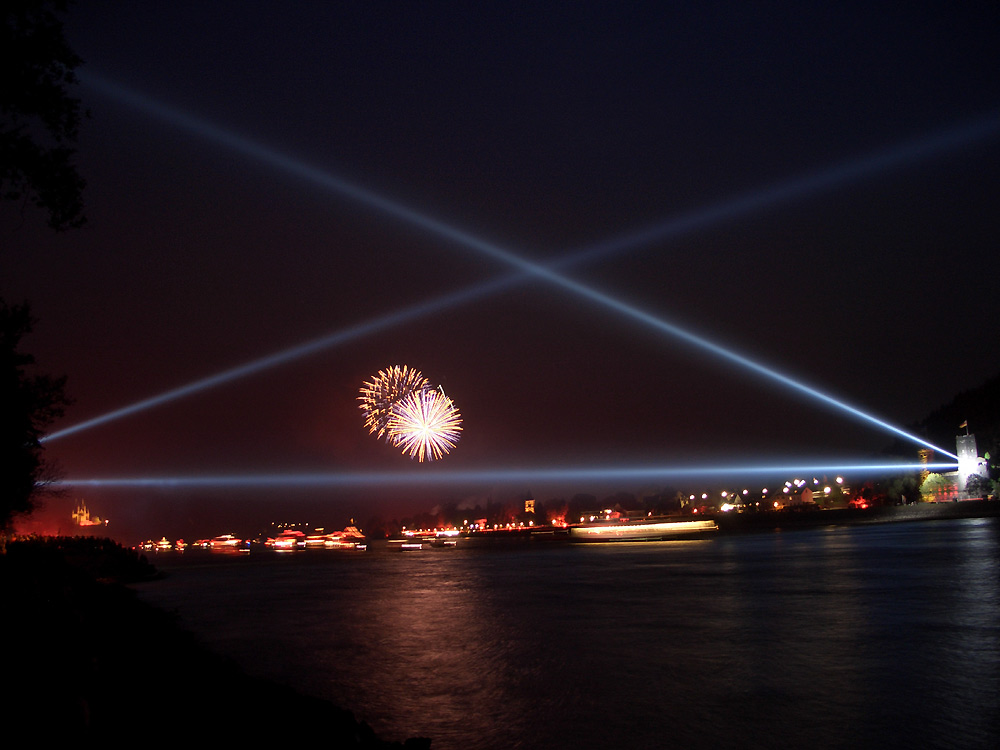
1;0;86;231
0;300;70;530
1;2;83;530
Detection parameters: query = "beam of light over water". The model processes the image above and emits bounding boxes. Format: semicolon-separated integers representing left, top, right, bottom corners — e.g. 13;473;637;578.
55;76;997;457
53;462;956;490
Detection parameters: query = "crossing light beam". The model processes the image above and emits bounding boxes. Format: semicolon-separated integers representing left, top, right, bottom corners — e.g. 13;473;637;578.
52;74;996;460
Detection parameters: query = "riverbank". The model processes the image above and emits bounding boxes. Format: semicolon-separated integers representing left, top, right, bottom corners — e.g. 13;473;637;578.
0;536;429;747
711;497;999;533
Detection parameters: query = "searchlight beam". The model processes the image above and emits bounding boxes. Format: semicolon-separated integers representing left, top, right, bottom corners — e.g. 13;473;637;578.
53;74;995;459
54;462;958;490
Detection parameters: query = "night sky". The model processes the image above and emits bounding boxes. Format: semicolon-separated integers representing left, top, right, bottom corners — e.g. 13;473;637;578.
5;2;1000;540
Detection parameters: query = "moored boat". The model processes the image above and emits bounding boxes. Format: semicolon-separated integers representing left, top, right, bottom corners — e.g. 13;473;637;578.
209;534;247;551
387;529;460;550
267;529;306;550
323;525;367;550
266;526;367;550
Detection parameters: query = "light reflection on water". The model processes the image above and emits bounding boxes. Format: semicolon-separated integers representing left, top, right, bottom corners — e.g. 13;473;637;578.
137;518;1000;749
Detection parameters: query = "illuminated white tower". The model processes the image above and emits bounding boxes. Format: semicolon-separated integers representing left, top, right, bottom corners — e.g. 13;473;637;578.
956;431;985;492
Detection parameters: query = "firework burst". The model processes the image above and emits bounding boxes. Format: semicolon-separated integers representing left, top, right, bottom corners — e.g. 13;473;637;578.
358;365;430;440
387;386;463;462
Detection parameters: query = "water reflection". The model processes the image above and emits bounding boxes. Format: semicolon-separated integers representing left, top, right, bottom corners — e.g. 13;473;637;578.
333;550;534;747
933;519;1000;747
136;519;1000;749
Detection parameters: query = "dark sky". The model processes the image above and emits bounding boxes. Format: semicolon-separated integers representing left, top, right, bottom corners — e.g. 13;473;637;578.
5;2;1000;539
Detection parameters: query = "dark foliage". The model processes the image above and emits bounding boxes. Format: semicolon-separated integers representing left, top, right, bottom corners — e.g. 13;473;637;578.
0;299;70;530
1;0;86;230
883;371;1000;462
965;474;992;500
916;372;1000;463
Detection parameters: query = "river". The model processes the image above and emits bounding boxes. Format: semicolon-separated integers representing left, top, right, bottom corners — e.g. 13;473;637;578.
135;517;1000;749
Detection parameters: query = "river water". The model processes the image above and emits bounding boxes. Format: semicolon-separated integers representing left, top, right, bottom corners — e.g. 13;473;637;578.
135;518;1000;749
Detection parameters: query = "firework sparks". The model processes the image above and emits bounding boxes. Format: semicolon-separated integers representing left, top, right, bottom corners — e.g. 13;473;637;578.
358;365;430;440
387;387;463;462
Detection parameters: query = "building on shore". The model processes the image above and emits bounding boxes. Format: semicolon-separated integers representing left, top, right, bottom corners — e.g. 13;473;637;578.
71;501;106;528
927;425;989;500
955;430;988;493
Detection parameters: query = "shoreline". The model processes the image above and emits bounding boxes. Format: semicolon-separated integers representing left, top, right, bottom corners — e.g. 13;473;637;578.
6;503;994;739
710;497;999;533
1;536;430;747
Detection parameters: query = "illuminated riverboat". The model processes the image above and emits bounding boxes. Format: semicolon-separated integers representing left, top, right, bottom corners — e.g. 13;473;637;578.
323;525;367;550
569;518;718;542
208;534;247;551
304;531;328;548
266;526;367;551
267;529;306;550
388;529;460;550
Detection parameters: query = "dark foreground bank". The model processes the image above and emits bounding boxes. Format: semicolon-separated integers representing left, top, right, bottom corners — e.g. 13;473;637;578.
0;536;429;747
